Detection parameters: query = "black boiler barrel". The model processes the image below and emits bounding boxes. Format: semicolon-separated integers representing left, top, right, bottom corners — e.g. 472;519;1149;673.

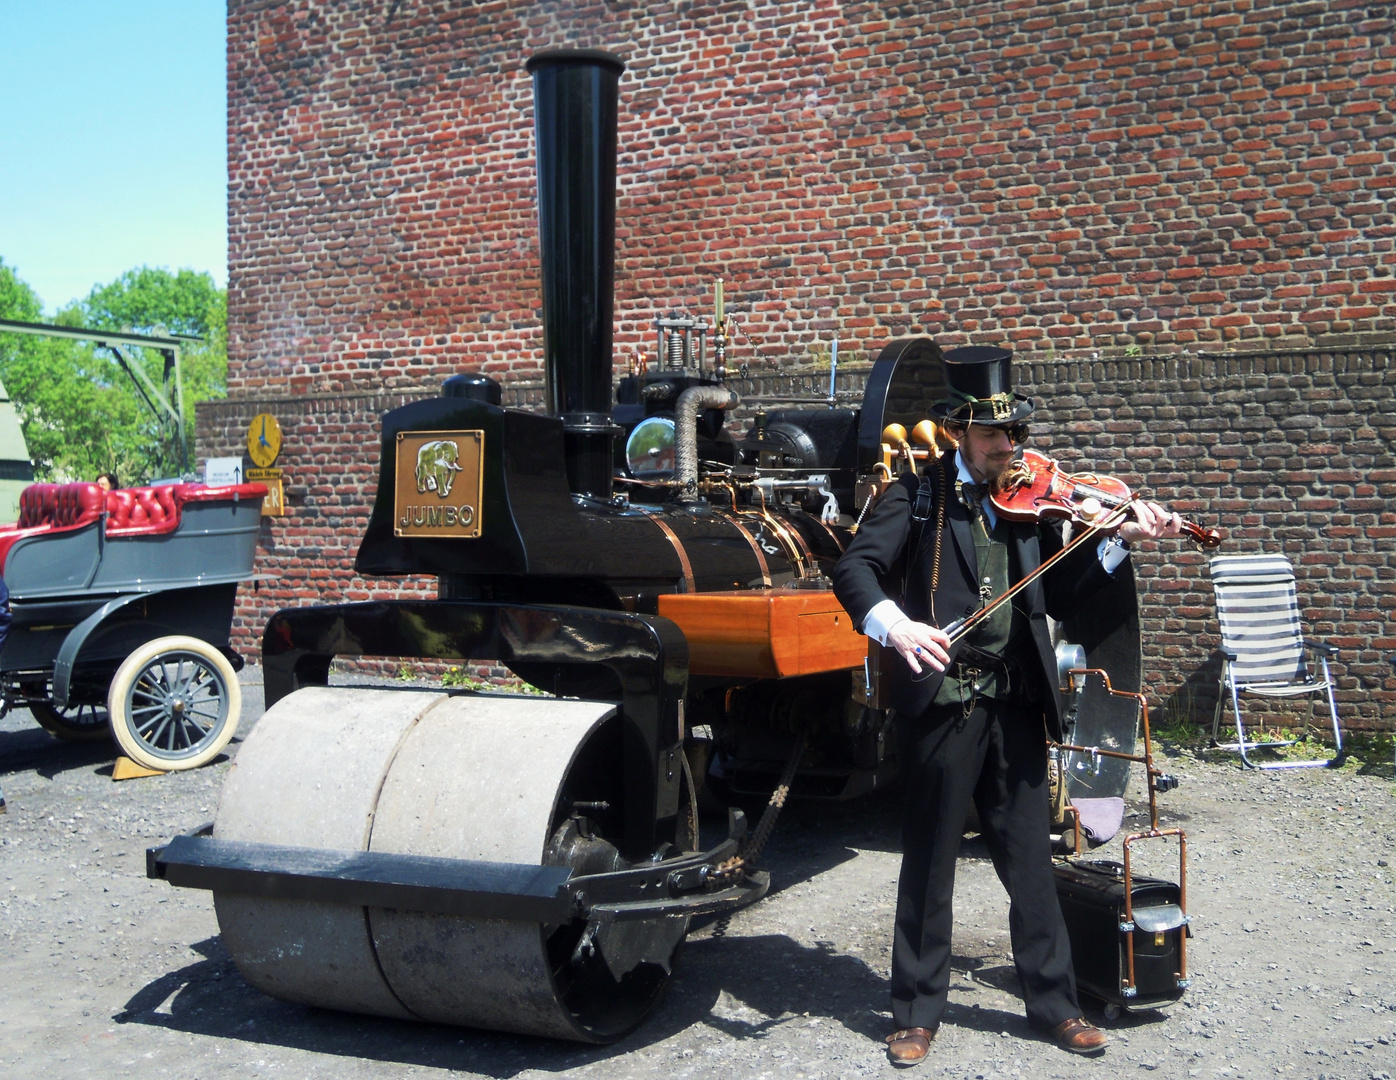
527;48;625;498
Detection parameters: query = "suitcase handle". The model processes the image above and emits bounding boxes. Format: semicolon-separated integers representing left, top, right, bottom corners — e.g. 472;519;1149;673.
1120;828;1189;998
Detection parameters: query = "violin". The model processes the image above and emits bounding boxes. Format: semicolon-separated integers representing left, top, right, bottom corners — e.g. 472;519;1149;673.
989;449;1223;550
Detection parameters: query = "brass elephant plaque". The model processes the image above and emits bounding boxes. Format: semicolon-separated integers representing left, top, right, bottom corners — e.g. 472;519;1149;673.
394;430;485;538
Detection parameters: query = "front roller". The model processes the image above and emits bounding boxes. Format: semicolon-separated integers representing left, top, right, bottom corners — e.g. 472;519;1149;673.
202;685;696;1042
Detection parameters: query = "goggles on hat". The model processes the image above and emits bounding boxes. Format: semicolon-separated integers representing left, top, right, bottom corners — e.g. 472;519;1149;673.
946;419;1030;446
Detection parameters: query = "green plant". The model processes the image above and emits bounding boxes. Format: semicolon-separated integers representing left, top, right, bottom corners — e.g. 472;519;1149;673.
1155;685;1202;745
1124;344;1143;358
439;665;551;696
395;663;416;681
1343;729;1394;772
440;666;492;690
1265;731;1345;765
0;259;227;482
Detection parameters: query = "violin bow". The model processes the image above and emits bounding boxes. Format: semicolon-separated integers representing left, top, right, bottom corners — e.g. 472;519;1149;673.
939;501;1136;645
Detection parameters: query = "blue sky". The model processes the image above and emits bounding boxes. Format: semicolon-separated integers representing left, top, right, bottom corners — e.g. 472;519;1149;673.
0;2;226;313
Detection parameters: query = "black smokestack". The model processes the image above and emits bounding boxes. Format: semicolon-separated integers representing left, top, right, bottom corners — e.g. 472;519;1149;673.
526;48;626;498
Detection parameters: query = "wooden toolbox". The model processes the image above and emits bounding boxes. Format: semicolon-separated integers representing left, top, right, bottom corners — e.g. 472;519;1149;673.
657;588;867;679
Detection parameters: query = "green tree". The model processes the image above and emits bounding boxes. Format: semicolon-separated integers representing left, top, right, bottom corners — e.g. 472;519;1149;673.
0;258;42;323
0;261;227;484
73;266;227;405
67;266;228;473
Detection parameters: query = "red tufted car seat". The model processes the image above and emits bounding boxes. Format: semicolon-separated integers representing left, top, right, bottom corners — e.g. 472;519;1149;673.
0;482;107;573
16;483;59;528
105;489;136;528
52;483;105;527
106;485;184;536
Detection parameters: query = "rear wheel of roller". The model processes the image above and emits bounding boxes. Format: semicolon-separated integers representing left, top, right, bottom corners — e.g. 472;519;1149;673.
211;686;687;1042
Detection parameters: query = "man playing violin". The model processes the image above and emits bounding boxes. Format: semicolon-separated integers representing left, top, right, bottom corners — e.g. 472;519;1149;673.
833;344;1183;1066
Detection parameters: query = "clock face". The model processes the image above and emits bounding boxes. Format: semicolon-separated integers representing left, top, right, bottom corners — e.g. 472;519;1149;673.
247;413;282;468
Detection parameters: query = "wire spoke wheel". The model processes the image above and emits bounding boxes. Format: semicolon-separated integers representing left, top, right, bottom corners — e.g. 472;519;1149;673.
108;636;241;771
29;700;112;742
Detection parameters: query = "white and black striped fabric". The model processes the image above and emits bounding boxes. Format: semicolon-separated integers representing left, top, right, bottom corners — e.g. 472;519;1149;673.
1209;554;1315;692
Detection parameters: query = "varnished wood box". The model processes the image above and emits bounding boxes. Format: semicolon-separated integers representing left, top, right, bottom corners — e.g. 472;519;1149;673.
657;588;867;679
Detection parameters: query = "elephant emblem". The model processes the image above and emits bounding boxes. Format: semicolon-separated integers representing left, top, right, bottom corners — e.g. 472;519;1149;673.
415;439;465;498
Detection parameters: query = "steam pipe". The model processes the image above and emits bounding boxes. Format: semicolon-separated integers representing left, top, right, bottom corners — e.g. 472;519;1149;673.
675;386;740;502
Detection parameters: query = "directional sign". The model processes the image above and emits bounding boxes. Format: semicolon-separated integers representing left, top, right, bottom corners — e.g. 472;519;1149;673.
205;457;244;485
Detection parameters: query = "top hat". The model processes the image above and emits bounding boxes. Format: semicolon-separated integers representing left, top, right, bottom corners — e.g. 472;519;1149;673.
928;345;1035;426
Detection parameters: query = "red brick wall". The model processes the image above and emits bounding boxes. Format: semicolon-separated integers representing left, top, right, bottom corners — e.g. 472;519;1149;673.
225;0;1396;393
212;0;1396;732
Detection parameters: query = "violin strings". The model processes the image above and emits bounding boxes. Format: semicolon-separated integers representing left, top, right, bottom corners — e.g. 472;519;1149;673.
1067;482;1129;509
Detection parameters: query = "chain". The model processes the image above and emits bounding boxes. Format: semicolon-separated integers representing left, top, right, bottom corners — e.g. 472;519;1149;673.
709;728;808;886
677;739;701;853
928;455;949;624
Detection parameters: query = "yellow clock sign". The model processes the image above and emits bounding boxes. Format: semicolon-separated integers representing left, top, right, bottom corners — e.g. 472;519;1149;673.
246;413;286;516
248;413;282;467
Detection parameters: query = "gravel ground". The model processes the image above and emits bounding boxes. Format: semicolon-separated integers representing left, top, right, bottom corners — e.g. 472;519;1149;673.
2;671;1394;1080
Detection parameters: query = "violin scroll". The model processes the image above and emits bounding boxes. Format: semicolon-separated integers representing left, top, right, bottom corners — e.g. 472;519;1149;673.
1185;523;1225;551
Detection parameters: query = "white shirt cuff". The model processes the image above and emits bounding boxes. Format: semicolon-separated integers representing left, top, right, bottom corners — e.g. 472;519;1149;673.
862;599;910;646
1099;535;1131;573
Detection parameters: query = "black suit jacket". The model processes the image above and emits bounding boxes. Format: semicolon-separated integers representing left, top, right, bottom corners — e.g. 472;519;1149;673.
833;451;1116;741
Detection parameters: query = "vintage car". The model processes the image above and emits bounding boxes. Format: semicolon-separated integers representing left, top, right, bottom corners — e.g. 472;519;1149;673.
0;479;266;770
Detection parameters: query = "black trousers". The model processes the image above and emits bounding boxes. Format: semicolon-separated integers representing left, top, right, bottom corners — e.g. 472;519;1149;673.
891;695;1078;1031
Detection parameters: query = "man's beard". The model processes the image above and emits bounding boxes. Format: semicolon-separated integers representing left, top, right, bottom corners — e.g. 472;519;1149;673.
984;454;1015;491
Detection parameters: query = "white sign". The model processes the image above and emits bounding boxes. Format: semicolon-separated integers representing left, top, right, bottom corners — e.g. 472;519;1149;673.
205;457;244;485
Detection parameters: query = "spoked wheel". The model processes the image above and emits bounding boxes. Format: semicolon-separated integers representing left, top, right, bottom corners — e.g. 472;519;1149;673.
29;700;112;742
107;635;241;771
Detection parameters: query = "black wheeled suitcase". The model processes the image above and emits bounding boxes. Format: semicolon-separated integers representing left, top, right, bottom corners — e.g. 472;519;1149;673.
1053;858;1190;1012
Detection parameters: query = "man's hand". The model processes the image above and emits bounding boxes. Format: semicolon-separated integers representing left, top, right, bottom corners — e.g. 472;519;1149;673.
1118;500;1184;544
886;619;951;675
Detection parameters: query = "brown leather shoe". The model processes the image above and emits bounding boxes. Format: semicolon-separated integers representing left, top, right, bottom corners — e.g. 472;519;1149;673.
1052;1016;1108;1054
885;1026;935;1066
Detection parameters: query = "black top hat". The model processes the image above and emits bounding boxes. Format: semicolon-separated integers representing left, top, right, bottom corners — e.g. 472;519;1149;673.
928;345;1035;426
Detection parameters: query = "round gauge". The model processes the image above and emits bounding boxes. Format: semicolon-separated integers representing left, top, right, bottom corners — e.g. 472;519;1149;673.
247;413;282;468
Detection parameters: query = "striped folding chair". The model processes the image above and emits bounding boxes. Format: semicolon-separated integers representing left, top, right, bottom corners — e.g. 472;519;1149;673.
1208;554;1344;770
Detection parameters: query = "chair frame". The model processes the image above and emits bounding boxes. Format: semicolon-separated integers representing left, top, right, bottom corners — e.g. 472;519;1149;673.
1209;554;1345;770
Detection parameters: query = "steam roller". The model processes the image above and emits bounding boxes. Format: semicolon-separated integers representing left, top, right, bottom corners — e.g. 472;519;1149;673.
147;47;1149;1042
153;601;767;1042
212;688;687;1039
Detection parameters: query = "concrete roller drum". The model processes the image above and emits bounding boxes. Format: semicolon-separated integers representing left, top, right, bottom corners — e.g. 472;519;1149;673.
212;685;686;1041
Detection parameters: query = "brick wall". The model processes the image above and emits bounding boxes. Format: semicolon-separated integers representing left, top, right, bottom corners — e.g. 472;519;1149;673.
213;0;1396;731
225;0;1396;393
